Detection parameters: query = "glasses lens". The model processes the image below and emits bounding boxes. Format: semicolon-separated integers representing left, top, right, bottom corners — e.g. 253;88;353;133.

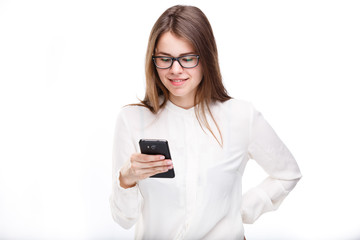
179;55;198;68
153;55;199;69
154;57;172;68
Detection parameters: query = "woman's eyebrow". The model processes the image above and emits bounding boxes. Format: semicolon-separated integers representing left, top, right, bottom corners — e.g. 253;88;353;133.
155;51;197;56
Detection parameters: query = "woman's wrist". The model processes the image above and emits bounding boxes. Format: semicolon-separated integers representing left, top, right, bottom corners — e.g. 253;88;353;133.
119;169;136;189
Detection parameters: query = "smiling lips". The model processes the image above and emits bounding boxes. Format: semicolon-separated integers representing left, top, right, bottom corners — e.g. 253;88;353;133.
169;78;188;86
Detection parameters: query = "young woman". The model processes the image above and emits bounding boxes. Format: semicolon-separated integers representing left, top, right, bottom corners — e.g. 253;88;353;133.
110;5;302;240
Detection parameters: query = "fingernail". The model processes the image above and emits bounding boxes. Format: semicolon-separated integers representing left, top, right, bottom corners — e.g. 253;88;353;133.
160;156;165;160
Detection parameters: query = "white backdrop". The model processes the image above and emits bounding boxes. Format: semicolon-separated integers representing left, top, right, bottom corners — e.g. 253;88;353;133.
0;0;359;239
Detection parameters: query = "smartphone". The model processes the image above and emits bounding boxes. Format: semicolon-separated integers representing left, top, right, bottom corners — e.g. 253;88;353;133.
139;139;175;178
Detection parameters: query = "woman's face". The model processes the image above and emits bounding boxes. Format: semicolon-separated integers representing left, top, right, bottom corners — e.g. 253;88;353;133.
155;32;203;109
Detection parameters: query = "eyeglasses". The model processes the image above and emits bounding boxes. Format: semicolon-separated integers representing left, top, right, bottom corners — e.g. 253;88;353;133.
152;55;200;69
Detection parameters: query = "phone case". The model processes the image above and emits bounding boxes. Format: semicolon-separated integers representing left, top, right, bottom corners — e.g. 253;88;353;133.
139;139;175;178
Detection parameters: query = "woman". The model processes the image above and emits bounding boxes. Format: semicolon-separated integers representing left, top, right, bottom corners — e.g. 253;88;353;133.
110;5;302;240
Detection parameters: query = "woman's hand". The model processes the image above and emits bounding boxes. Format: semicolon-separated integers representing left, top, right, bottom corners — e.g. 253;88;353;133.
119;153;173;188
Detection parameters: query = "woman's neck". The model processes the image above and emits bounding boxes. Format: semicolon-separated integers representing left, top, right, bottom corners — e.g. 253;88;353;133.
169;95;195;109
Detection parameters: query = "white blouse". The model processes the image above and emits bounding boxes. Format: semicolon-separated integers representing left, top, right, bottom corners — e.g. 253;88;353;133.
109;98;302;240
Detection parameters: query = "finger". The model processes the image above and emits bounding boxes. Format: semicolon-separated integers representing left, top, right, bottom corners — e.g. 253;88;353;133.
136;154;166;163
133;159;173;170
140;165;173;179
147;159;173;168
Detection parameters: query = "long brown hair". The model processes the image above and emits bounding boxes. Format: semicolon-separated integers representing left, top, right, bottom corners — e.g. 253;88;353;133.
138;5;231;146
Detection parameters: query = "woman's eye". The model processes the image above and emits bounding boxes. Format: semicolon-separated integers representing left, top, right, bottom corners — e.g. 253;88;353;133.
181;57;194;62
160;58;170;62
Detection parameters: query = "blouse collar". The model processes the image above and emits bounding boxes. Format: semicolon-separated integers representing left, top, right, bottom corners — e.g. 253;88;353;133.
164;99;197;117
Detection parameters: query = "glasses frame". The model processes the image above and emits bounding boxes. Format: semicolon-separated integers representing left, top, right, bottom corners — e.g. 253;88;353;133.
152;54;200;69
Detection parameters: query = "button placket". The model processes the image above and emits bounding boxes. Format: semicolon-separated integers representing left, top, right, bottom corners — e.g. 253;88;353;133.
184;117;198;233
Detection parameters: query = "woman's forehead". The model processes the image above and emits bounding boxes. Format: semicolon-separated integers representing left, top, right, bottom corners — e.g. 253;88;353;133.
155;32;195;56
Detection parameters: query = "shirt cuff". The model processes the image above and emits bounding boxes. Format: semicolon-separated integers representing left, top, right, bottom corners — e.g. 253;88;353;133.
241;187;273;224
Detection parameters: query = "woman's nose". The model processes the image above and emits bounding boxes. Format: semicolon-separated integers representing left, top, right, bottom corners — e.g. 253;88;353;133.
169;59;183;74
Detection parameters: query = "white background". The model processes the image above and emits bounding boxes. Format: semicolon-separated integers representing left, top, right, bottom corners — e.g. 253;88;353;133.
0;0;359;239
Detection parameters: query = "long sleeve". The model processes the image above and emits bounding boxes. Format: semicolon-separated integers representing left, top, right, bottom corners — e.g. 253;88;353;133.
109;108;142;229
241;107;302;224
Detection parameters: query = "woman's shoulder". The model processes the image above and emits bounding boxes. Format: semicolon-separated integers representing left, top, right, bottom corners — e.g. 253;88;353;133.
217;98;254;112
116;103;155;121
212;99;258;126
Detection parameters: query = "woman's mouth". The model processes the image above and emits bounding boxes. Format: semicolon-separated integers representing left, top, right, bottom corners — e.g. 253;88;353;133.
169;78;188;86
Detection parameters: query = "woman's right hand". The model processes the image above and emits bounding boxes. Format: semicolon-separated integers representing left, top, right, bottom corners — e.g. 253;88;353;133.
119;153;173;188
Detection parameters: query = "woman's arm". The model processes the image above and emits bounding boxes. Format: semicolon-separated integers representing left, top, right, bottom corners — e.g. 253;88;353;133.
241;107;302;224
109;109;143;229
109;108;173;229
